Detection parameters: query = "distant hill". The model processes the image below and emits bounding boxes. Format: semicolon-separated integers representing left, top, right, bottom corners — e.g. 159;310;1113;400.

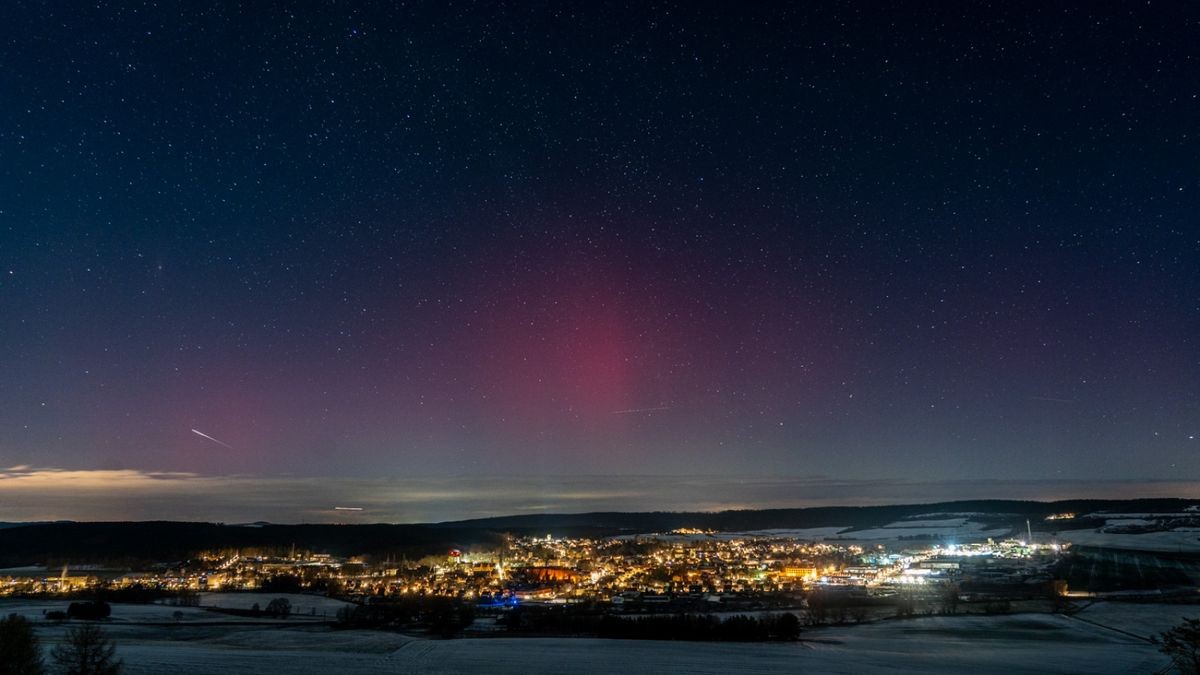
0;498;1194;566
0;521;512;567
434;498;1197;532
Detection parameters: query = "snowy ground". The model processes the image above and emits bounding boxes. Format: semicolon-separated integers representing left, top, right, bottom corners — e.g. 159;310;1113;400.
0;565;49;574
1104;518;1157;528
199;592;354;618
728;527;850;539
612;519;1022;545
2;600;1177;674
1082;512;1195;520
1056;528;1200;553
1070;600;1200;640
885;518;976;528
829;518;1010;542
0;596;336;625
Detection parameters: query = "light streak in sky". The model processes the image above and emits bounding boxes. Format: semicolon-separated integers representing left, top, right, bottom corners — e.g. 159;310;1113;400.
611;405;673;415
191;428;233;449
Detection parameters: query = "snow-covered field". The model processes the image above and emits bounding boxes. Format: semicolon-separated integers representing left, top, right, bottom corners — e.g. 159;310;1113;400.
1104;518;1157;527
1082;512;1195;520
1;601;1176;673
1071;600;1200;640
613;519;1019;544
199;592;354;617
0;565;50;574
1057;528;1200;553
886;518;975;528
3;599;240;624
829;518;1010;542
731;527;850;539
0;595;342;625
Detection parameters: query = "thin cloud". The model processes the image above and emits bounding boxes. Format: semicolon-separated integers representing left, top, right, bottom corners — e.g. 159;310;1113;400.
2;468;1199;524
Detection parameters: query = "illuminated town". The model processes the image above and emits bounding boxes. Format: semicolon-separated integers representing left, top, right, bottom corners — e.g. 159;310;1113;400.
2;530;1067;620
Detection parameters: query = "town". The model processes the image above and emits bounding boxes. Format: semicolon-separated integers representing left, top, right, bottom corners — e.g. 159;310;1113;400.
1;529;1068;624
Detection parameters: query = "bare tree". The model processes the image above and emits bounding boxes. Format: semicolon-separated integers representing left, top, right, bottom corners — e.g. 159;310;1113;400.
265;597;292;618
849;604;868;624
1158;618;1200;675
805;592;828;625
50;624;122;675
0;613;44;675
894;590;916;618
940;583;960;615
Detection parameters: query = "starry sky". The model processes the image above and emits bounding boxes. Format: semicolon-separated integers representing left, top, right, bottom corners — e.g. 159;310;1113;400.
1;2;1198;519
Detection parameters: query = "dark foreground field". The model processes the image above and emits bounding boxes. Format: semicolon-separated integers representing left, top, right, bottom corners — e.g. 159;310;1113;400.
0;597;1175;674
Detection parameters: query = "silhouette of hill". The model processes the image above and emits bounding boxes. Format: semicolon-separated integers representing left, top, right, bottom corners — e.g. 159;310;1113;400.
0;498;1194;566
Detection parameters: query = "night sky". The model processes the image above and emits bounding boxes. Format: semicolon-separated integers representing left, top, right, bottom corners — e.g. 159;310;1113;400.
2;2;1198;519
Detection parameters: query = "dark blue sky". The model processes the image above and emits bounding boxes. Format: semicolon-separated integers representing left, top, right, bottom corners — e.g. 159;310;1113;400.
1;2;1198;514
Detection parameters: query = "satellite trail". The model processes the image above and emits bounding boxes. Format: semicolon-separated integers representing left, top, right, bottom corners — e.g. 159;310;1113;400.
191;428;233;449
334;506;364;511
612;405;674;415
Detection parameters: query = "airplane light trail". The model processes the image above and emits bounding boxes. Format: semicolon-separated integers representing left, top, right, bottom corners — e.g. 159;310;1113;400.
612;405;674;415
191;429;233;449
